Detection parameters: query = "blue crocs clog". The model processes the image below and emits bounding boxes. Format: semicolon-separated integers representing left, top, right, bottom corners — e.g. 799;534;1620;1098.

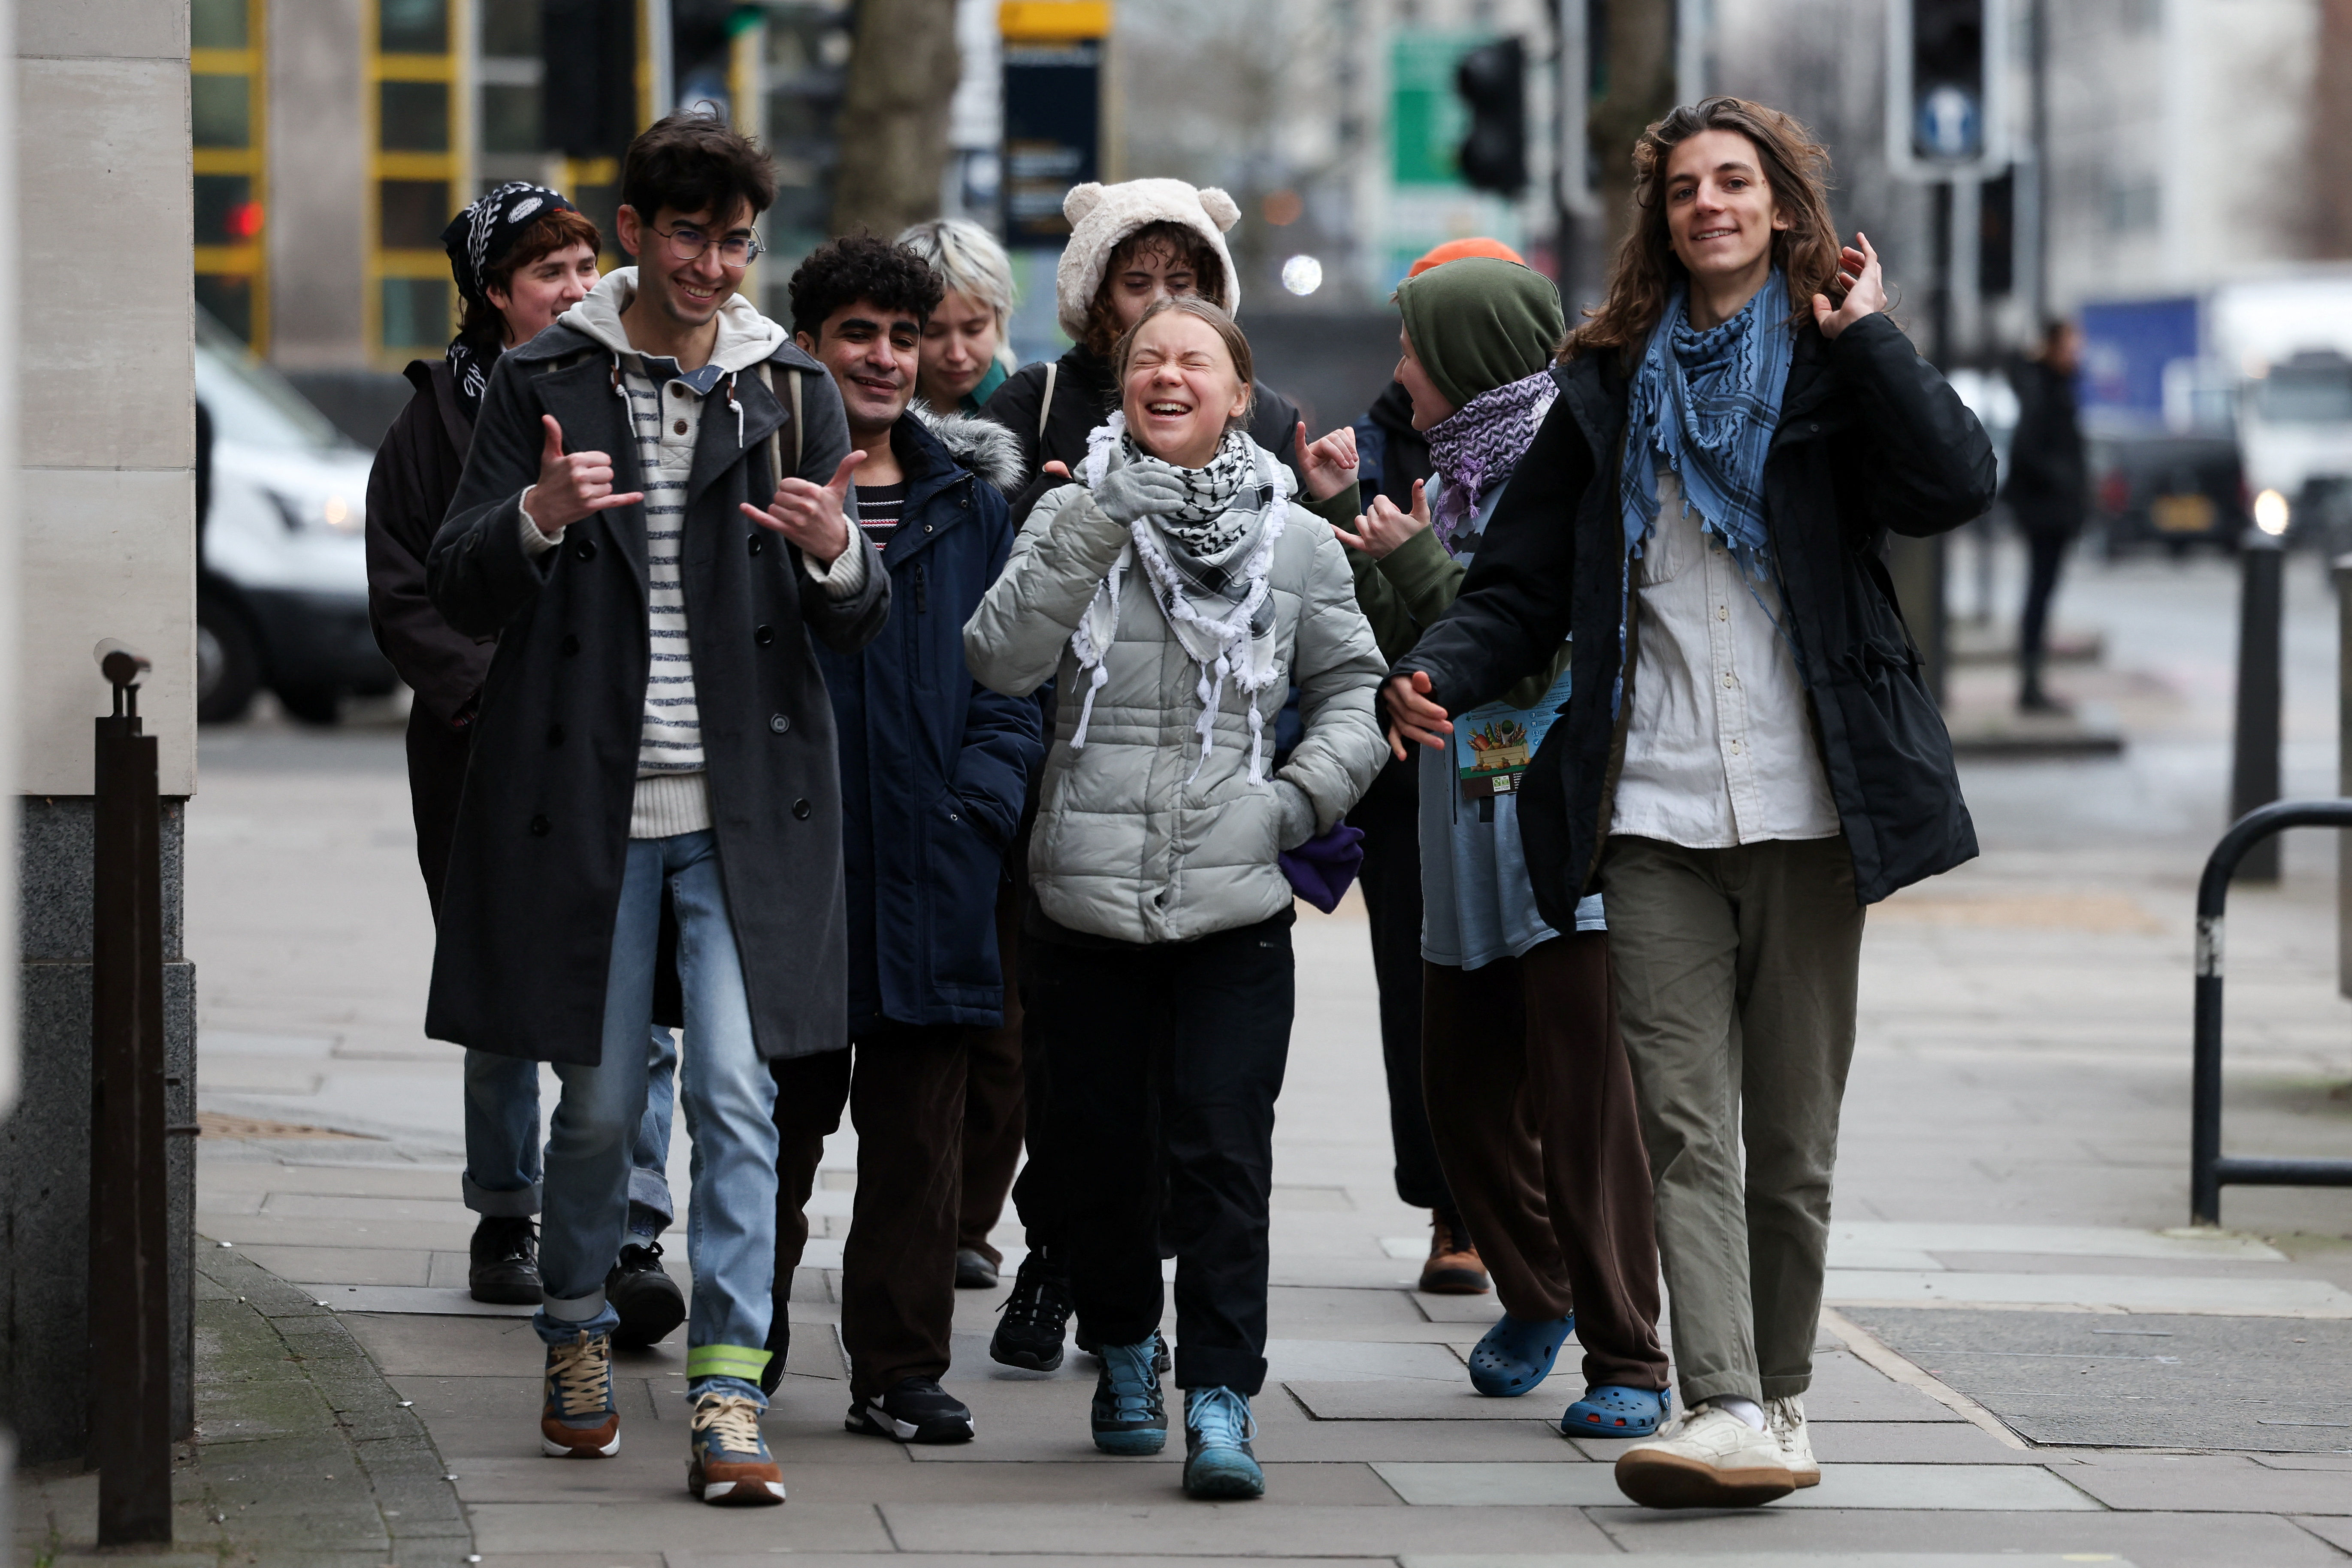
1562;1383;1671;1438
1466;1313;1575;1397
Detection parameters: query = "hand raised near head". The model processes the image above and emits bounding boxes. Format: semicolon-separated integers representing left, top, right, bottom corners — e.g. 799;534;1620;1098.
525;414;643;535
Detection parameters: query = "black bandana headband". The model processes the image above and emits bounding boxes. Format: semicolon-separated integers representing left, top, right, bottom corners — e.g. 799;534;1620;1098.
440;181;578;307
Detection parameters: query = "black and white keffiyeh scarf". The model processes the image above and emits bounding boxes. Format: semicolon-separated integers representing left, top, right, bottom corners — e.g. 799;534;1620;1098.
1069;415;1289;785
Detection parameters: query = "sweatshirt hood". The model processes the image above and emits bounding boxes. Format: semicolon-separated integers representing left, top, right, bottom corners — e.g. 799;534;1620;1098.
559;266;787;375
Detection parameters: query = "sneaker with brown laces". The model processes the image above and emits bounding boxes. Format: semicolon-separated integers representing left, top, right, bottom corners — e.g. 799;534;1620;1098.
538;1330;620;1457
1417;1211;1491;1295
687;1392;786;1506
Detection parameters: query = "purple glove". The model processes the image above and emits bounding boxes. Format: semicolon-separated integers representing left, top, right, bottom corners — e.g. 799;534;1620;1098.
1280;818;1366;914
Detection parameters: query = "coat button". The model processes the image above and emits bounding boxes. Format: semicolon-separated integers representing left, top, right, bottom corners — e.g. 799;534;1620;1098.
923;523;934;533
748;535;765;555
573;536;597;561
561;633;580;656
546;723;565;746
529;814;550;837
769;713;790;733
755;624;774;646
792;797;812;820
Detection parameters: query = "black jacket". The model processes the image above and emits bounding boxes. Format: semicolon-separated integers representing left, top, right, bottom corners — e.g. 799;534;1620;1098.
1392;312;1995;915
367;360;491;729
979;343;1309;517
817;409;1040;1033
423;323;888;1066
1351;378;1433;510
2002;357;2086;534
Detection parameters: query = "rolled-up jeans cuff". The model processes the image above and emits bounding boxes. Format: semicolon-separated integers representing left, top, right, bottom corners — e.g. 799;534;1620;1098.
464;1174;542;1218
541;1287;608;1323
626;1168;674;1230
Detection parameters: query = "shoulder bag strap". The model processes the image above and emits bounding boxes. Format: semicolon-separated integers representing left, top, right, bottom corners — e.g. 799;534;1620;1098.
1038;362;1057;443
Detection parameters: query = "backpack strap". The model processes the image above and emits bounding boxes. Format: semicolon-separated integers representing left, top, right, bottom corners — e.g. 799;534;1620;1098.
1037;361;1057;444
754;361;809;493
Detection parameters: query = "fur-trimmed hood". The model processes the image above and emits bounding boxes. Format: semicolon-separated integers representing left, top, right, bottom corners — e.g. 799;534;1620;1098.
912;404;1025;495
1054;179;1243;341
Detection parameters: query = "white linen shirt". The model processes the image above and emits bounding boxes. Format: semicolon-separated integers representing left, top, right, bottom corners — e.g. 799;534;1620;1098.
1608;467;1841;848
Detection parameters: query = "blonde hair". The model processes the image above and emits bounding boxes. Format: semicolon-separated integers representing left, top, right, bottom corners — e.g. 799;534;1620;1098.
895;217;1017;345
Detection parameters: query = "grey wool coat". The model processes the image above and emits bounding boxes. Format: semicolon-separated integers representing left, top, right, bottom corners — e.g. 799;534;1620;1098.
423;324;888;1066
963;465;1388;945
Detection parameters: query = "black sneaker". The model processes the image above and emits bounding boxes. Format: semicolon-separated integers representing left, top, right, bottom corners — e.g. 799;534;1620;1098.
954;1247;1000;1289
1076;1321;1172;1375
990;1250;1074;1371
846;1377;975;1444
757;1314;790;1398
607;1240;686;1349
1090;1337;1167;1455
469;1215;540;1305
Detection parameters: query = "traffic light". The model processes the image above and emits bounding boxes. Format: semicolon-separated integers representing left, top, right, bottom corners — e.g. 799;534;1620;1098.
543;0;638;160
1455;37;1527;196
1909;0;1987;163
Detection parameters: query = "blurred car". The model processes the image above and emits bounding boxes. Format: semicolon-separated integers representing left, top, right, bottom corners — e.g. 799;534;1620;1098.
2240;350;2352;554
196;311;396;722
2089;432;2249;556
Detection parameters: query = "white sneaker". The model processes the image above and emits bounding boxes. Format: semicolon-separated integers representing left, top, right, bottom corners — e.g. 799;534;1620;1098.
1766;1394;1819;1488
1613;1402;1797;1509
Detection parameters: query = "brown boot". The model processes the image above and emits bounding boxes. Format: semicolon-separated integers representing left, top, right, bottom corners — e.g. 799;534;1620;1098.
1417;1211;1491;1295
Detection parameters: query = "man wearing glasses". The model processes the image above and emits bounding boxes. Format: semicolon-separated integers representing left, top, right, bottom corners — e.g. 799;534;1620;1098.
427;110;886;1505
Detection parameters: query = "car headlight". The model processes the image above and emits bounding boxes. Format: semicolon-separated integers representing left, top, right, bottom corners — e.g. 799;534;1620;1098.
267;487;362;535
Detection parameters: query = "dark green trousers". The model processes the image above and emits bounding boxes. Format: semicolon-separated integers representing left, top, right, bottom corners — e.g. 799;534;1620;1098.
1597;834;1864;1409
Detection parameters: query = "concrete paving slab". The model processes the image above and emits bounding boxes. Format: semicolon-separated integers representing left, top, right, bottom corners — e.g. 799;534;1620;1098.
666;1559;1397;1568
2059;1452;2352;1513
1287;1379;1583;1421
1404;1557;2139;1568
1823;1270;2352;1316
464;1499;892;1553
2295;1515;2352;1553
1807;1421;2062;1464
236;1243;432;1285
1373;1461;2100;1510
1581;1506;2345;1568
199;1161;464;1200
874;1500;1621;1555
1832;1221;2286;1265
1798;1349;1971;1423
342;1308;548;1376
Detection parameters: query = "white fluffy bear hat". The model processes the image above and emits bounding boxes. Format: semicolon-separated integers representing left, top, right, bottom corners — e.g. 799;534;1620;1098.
1055;178;1243;342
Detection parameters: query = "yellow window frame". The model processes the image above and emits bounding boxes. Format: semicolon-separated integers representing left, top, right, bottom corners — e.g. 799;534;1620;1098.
190;0;269;352
365;0;474;367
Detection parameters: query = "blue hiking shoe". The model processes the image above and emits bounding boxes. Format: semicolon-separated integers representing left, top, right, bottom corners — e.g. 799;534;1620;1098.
1090;1336;1168;1454
1182;1386;1264;1499
538;1329;620;1457
1563;1382;1671;1438
1468;1312;1575;1397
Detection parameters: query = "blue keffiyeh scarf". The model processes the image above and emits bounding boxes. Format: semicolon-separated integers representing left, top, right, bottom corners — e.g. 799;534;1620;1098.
1618;270;1796;577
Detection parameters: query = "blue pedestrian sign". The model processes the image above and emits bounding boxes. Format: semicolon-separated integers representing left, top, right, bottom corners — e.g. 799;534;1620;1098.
1916;83;1982;161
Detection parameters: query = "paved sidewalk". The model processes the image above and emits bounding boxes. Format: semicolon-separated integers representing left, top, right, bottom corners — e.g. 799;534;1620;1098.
30;544;2352;1565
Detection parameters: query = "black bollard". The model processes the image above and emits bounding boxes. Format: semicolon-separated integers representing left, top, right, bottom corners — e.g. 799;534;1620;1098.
2231;532;2286;883
88;641;171;1545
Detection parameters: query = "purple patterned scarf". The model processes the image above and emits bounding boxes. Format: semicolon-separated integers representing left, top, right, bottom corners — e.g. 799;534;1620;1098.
1424;369;1560;552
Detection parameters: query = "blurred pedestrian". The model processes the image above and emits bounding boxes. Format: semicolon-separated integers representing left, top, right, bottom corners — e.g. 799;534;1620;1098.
1344;254;1672;1435
364;184;686;1349
1341;238;1532;1300
897;216;1036;1291
964;296;1386;1499
758;234;1040;1448
2005;317;2086;713
425;112;886;1505
898;216;1018;417
980;179;1312;501
1385;97;1992;1509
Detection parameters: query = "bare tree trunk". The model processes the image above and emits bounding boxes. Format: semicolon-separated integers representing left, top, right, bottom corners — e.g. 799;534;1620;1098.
2313;0;2352;257
828;0;961;239
1588;0;1679;254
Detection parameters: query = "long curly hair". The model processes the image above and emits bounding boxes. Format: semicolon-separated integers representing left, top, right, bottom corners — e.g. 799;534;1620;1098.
1564;97;1843;368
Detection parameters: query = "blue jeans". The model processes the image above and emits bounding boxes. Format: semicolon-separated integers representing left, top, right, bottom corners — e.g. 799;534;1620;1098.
461;1029;677;1236
532;831;778;1403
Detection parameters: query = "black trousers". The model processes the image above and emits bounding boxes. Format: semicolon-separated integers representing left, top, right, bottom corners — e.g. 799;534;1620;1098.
1028;914;1294;1394
1353;754;1454;1213
2018;523;2075;689
771;1025;969;1399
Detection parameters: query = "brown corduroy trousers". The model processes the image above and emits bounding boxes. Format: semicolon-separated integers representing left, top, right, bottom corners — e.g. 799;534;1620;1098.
772;1025;970;1400
1421;932;1670;1393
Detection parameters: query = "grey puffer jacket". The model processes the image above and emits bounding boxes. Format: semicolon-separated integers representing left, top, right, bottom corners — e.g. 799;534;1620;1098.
964;465;1388;945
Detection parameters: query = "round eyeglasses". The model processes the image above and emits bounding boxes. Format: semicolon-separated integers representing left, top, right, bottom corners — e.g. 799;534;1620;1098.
649;222;762;268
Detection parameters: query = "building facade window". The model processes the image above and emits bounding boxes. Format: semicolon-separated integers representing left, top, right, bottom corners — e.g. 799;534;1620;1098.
369;0;468;364
192;0;267;349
